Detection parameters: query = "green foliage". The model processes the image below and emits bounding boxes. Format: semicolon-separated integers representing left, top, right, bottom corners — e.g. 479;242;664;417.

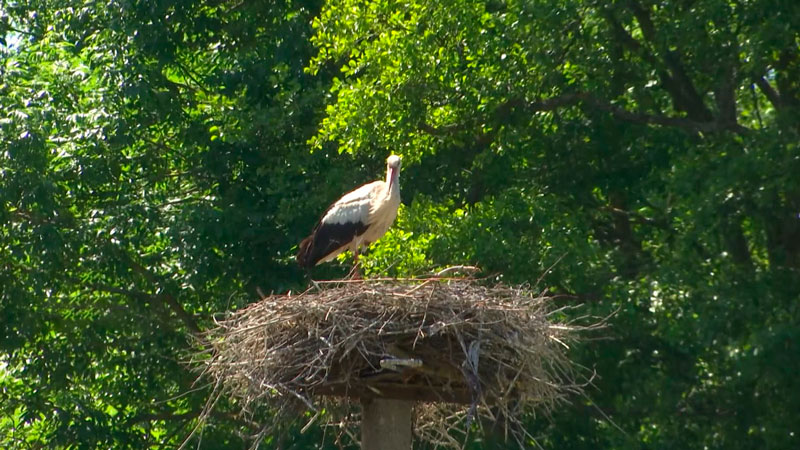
311;0;800;448
1;0;334;447
2;0;799;448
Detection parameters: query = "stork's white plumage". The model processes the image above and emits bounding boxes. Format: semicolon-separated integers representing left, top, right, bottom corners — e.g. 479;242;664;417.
297;155;401;276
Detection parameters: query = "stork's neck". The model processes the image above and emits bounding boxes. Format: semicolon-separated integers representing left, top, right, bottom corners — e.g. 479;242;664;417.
386;166;400;192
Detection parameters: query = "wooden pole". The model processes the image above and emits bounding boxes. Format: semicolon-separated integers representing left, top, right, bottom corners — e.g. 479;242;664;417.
361;398;413;450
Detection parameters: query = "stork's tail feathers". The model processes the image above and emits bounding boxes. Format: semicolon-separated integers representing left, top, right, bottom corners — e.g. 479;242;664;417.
297;235;315;269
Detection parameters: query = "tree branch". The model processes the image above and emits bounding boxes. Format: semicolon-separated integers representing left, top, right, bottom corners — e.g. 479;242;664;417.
418;94;588;136
114;248;203;334
602;11;694;116
775;48;800;109
89;283;152;301
126;408;260;431
126;409;202;425
87;282;180;330
625;0;713;121
754;76;783;110
419;93;748;138
158;292;202;334
585;96;747;133
418;121;466;136
4;25;38;37
714;64;738;125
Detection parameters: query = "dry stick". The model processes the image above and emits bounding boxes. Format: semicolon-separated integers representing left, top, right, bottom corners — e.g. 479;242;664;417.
413;287;435;349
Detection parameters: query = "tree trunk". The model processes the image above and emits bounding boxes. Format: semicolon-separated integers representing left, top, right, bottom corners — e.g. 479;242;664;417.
361;398;413;450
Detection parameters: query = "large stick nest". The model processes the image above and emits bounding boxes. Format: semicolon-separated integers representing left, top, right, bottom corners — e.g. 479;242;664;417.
199;278;593;447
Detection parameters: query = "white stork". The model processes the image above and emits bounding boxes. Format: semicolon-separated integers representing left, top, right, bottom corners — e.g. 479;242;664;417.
297;155;402;277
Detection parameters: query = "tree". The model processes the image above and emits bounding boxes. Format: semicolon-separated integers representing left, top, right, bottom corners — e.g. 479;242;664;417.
309;0;800;448
1;0;340;447
2;0;799;448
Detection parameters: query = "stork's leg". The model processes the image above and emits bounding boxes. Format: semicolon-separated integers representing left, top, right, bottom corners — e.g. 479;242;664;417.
351;248;362;280
345;241;363;280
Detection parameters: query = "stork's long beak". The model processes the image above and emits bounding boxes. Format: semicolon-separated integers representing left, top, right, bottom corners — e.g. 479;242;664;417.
388;167;398;188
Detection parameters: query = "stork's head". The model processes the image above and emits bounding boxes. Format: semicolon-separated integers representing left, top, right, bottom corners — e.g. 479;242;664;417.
386;154;402;170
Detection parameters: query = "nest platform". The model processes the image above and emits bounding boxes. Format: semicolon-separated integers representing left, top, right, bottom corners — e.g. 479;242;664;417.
200;278;588;446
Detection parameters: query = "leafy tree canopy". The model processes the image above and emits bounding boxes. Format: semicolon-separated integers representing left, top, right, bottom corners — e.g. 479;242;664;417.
2;0;799;448
310;1;800;448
